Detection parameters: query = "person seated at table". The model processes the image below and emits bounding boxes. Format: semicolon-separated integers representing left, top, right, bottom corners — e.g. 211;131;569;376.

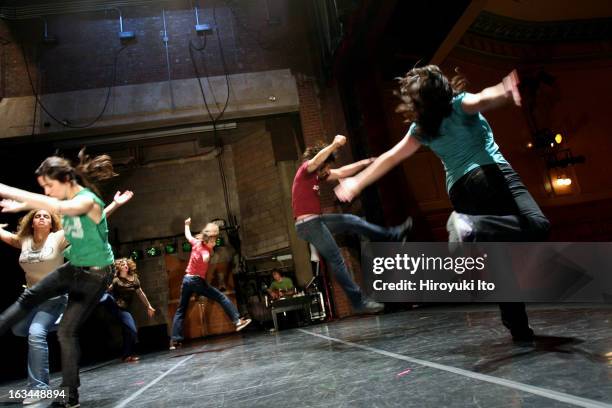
267;270;296;300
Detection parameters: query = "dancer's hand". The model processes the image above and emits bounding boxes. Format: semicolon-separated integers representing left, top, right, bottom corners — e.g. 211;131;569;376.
185;217;191;226
0;199;27;213
147;306;156;318
334;177;360;202
502;69;521;107
113;190;134;206
0;223;8;229
333;135;347;147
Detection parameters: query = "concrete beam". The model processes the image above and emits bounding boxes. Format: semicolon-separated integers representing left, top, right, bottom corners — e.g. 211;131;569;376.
0;69;299;141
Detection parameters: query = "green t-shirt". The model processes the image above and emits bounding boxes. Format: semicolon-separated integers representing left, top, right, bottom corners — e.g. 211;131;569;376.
62;188;114;267
269;277;294;291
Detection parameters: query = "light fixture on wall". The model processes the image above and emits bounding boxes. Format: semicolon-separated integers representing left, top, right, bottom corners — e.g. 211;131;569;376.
193;1;212;33
146;246;162;257
37;17;58;45
554;176;572;187
130;250;143;260
165;242;177;254
548;169;575;195
111;7;135;40
182;241;192;252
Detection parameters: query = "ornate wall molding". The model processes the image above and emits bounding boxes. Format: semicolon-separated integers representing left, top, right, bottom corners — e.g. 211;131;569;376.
469;11;612;43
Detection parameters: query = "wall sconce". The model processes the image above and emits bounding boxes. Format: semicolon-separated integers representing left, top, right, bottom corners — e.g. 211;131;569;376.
547;167;577;196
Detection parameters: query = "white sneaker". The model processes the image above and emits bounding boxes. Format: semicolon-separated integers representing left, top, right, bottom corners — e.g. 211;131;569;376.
23;396;43;405
235;318;252;332
446;211;474;242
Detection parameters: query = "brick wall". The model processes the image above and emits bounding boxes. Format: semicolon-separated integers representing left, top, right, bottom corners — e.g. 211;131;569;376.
232;124;290;257
2;0;313;97
107;146;240;328
296;74;361;318
0;0;360;320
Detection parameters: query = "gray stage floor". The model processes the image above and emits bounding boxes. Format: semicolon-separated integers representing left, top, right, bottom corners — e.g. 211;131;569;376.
1;304;611;407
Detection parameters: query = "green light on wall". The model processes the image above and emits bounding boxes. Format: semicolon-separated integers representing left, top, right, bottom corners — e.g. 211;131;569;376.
130;250;143;260
182;241;192;252
146;247;162;257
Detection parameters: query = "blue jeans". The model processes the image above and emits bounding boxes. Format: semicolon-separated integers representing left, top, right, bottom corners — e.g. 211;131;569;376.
11;294;67;390
99;293;138;358
0;262;113;399
295;214;401;308
171;275;240;342
449;163;550;334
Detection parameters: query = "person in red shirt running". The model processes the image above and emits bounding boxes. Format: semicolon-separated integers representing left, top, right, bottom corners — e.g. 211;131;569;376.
292;135;412;314
169;218;251;350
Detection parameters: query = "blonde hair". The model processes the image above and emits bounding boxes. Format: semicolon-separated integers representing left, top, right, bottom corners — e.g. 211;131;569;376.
114;257;138;278
195;223;220;241
16;209;62;241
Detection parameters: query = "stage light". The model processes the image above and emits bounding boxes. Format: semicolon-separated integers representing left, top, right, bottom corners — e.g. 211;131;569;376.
215;237;224;247
130;250;143;260
112;8;136;40
165;243;177;254
554;177;572;187
526;142;533;149
182;241;192;252
146;247;162;257
533;129;565;149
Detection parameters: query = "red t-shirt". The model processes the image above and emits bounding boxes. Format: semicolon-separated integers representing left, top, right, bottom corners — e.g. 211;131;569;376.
292;161;322;218
185;238;211;279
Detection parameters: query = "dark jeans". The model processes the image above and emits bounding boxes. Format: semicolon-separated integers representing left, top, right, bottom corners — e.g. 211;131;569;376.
100;293;138;358
295;214;401;308
0;262;113;397
449;163;550;333
171;275;240;342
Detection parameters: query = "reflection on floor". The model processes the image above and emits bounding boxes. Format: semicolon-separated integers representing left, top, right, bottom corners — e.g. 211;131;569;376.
1;304;611;408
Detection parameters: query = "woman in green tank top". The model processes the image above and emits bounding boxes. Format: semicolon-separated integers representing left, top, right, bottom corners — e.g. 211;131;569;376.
0;149;120;408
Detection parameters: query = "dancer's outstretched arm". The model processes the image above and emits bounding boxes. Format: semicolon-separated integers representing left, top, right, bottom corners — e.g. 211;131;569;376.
184;217;194;241
306;135;346;172
0;223;19;248
104;190;134;217
0;183;93;216
136;288;156;317
334;134;421;202
462;69;521;114
327;158;375;181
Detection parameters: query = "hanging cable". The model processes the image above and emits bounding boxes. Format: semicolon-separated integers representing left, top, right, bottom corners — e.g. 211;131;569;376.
188;3;234;225
21;42;127;129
